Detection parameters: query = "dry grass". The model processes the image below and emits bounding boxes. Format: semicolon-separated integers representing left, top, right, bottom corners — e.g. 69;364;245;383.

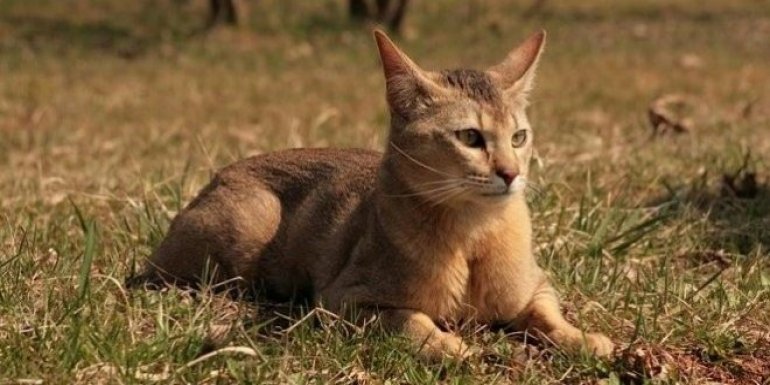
1;0;769;383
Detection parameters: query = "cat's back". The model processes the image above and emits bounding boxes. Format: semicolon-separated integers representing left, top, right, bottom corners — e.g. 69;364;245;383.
213;148;382;205
145;148;382;288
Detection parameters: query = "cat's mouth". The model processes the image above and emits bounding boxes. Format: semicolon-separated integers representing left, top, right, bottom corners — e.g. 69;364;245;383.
480;190;513;198
476;177;527;198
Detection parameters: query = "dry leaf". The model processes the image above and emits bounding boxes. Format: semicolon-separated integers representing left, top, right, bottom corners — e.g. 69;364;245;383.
648;94;694;136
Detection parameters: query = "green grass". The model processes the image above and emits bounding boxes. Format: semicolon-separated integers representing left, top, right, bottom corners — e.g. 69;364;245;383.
1;0;769;383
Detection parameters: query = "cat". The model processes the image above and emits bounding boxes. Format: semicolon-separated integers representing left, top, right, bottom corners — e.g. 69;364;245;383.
136;30;614;361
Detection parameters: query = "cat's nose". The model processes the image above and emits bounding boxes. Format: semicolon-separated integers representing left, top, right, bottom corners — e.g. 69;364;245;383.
496;169;517;187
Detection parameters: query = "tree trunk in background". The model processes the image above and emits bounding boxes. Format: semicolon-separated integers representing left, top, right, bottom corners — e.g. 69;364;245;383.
349;0;370;20
375;0;390;18
205;0;409;32
208;0;238;28
349;0;409;34
386;0;408;33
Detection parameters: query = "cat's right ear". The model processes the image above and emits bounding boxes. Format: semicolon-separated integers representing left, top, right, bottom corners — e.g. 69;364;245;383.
374;30;446;119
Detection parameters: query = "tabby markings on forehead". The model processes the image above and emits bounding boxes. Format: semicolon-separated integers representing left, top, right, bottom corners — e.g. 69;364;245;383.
439;69;503;106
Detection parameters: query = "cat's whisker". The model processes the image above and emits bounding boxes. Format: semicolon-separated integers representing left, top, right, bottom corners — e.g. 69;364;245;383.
389;142;457;178
384;182;460;198
412;184;462;210
462;180;488;187
422;184;464;203
432;190;466;209
412;178;466;188
398;178;467;194
428;185;468;208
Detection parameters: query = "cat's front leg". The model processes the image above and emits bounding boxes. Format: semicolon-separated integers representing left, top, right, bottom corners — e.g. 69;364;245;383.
379;309;474;362
520;279;614;356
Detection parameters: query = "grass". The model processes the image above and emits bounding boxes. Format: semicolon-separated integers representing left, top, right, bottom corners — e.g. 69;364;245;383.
1;0;769;383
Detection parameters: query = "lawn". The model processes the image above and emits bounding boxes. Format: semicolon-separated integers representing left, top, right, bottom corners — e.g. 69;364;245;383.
1;0;769;383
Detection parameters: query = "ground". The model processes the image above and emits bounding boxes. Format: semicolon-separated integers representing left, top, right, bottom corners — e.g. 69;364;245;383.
1;0;769;383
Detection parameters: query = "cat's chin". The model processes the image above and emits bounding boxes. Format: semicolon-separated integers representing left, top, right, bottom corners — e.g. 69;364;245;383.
477;191;517;204
480;192;511;198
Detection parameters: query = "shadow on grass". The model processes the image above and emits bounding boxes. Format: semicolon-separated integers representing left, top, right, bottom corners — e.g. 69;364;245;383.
649;163;770;255
523;2;767;23
1;14;156;58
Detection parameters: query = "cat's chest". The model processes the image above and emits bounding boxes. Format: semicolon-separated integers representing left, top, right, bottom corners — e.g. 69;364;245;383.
410;241;536;323
409;251;471;321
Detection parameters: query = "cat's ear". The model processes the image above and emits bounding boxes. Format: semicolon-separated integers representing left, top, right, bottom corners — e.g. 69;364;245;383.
488;30;546;105
374;30;447;118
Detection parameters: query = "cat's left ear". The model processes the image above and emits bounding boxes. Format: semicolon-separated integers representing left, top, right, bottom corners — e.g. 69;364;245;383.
488;30;546;105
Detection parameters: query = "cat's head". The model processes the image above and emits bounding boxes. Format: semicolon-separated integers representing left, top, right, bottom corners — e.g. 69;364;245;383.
375;30;546;208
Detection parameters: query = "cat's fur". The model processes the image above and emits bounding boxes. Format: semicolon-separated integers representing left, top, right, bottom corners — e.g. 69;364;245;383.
139;30;614;360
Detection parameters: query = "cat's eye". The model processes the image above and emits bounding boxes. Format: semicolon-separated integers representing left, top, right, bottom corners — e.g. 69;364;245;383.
511;130;528;148
455;129;485;148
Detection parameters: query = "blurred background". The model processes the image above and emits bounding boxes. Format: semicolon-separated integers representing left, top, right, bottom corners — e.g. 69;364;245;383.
1;0;769;383
1;0;768;197
3;0;768;258
1;0;768;186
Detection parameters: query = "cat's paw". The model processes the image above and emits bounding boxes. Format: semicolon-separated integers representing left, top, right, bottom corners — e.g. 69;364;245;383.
548;329;615;357
583;332;614;357
441;333;479;359
418;332;476;362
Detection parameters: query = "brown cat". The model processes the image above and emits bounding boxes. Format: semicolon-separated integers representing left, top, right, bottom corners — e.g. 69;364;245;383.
138;30;614;361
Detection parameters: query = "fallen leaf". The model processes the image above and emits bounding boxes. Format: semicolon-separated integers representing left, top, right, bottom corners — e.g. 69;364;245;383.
648;94;694;136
